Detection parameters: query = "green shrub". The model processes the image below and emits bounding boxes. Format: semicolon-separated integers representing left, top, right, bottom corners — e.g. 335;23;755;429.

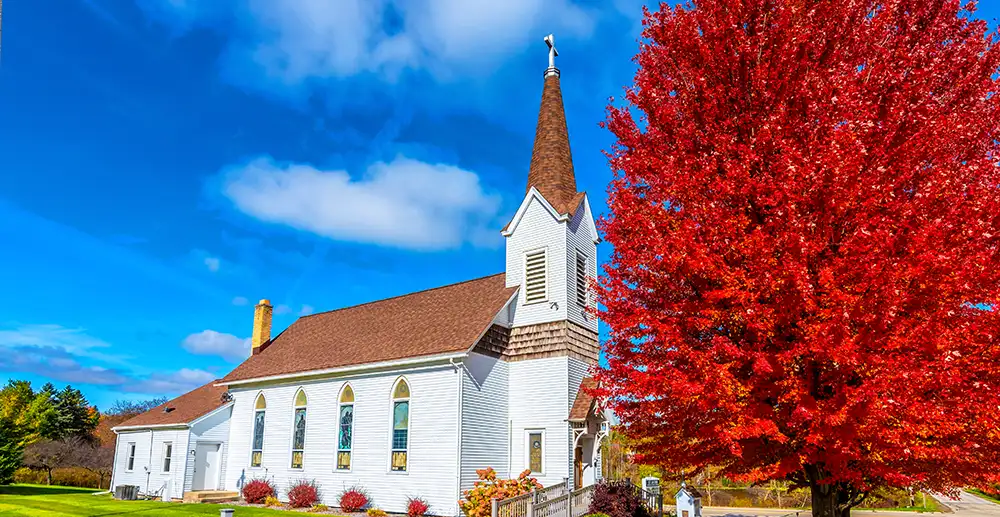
14;467;103;488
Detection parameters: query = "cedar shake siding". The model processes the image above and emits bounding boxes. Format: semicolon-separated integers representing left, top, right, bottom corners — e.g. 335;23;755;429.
505;321;598;363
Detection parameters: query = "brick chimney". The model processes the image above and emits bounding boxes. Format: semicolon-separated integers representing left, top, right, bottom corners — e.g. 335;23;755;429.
252;299;273;356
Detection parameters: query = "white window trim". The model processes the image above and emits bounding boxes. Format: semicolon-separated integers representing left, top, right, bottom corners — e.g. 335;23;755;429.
388;377;410;474
125;442;136;472
524;429;546;476
249;392;266;469
522;246;549;305
161;442;173;473
290;388;307;470
336;383;354;472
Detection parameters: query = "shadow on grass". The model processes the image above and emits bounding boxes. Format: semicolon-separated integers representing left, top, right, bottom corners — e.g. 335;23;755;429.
0;484;102;496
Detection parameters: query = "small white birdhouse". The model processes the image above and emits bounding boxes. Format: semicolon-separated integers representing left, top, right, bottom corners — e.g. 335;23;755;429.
675;482;703;517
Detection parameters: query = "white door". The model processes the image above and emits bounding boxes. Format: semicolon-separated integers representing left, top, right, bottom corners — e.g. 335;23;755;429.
192;443;221;491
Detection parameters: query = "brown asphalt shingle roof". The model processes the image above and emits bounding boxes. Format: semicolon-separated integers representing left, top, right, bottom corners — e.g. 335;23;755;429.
569;376;596;421
527;74;584;216
221;273;517;383
115;380;230;429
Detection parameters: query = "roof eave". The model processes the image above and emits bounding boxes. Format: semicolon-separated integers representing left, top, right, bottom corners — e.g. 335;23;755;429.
112;422;192;433
218;350;472;387
502;187;571;237
187;401;235;428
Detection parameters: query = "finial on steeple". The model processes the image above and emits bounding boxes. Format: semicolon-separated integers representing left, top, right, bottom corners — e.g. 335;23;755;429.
544;34;560;78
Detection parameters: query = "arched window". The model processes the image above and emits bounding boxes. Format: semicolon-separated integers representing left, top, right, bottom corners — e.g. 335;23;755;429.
291;389;307;469
337;384;354;470
251;393;266;467
390;378;410;472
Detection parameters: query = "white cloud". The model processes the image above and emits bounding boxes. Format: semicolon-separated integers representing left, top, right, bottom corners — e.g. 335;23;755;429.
204;256;221;272
274;304;292;315
220;155;501;250
0;324;216;396
130;368;217;394
299;305;315;316
182;330;251;362
232;296;249;306
0;324;128;366
140;0;595;84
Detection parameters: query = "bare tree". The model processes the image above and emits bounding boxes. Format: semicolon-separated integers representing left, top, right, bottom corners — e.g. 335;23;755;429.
105;397;168;418
76;444;114;489
22;439;74;485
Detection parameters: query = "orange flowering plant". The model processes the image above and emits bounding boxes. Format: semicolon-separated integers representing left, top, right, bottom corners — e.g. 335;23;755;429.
459;467;542;517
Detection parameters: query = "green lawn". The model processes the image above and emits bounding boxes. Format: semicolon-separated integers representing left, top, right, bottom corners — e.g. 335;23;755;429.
0;484;291;516
856;493;942;513
967;489;1000;505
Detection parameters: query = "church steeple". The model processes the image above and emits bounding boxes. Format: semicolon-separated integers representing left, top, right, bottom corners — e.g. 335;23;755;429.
526;34;582;216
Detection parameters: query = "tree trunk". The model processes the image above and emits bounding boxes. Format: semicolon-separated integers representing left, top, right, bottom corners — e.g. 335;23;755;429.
45;468;52;486
810;482;845;517
804;465;862;517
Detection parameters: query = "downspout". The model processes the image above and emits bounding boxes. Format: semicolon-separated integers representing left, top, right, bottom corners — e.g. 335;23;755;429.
146;429;154;495
452;358;464;515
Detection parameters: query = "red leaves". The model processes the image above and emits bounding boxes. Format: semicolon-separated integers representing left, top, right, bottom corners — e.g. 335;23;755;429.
598;0;1000;495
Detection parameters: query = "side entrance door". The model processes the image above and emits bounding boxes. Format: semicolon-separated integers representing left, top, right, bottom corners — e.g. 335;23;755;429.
574;447;583;489
192;443;221;491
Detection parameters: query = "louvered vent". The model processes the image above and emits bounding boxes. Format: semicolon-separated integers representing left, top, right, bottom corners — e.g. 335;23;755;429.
576;251;588;307
524;249;547;304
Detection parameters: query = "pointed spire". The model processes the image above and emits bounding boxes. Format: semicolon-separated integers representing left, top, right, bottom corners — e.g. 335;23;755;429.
526;34;581;216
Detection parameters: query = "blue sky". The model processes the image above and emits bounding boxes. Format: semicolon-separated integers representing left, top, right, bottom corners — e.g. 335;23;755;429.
1;1;997;411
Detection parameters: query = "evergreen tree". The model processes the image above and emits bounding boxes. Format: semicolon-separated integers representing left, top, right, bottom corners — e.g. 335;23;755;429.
51;386;99;442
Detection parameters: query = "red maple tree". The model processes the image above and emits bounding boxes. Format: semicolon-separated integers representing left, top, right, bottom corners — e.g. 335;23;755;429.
596;1;1000;516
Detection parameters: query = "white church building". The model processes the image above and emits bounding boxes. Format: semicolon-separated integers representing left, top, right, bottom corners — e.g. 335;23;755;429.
111;39;607;515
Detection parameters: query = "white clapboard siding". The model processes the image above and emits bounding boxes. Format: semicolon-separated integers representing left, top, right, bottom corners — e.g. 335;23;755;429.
112;428;189;500
506;195;568;327
184;405;233;493
223;365;461;515
460;353;510;492
565;200;598;333
508;356;571;488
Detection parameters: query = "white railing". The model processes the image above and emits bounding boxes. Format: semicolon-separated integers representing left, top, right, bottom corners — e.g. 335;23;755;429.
493;484;596;517
536;483;569;503
570;485;594;517
495;491;532;517
534;493;570;517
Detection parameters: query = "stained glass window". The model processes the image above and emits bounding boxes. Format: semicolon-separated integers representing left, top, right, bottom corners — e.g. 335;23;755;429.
338;384;354;470
291;389;307;469
391;379;409;472
251;394;266;467
529;432;543;473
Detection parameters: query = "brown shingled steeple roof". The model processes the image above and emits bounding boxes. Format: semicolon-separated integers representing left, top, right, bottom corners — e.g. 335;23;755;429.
526;72;585;216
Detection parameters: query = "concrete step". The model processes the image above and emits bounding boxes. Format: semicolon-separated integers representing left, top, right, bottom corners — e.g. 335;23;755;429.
183;490;240;503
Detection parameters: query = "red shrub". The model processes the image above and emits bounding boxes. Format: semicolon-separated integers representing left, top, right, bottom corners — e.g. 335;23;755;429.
242;478;276;504
407;496;430;517
339;486;369;512
288;479;321;508
588;481;651;517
